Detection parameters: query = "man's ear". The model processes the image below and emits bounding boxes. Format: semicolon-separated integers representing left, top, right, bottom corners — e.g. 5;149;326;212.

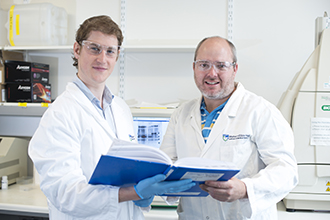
73;42;81;59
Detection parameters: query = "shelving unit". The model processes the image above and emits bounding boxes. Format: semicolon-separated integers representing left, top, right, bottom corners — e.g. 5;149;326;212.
122;45;196;53
122;40;198;52
2;45;73;53
0;0;76;106
0;0;231;107
0;102;49;116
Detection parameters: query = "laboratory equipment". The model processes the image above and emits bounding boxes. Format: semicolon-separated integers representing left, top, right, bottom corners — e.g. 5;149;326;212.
278;15;330;211
0;136;28;188
131;108;173;149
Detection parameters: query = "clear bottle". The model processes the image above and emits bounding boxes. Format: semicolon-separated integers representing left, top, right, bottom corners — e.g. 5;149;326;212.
1;176;8;190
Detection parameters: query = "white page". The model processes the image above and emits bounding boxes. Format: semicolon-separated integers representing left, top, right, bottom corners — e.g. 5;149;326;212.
107;139;172;164
173;157;238;170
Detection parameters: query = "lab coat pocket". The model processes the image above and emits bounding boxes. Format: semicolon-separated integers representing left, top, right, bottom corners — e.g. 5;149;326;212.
219;137;253;167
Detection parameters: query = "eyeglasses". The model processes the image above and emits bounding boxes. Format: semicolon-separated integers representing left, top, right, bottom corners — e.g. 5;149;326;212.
194;60;236;72
81;40;120;58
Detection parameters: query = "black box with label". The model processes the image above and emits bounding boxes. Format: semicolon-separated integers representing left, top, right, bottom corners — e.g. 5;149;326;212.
5;60;49;83
6;83;51;103
0;50;24;84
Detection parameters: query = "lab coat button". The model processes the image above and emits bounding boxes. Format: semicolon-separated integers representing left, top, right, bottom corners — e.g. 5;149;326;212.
206;216;210;220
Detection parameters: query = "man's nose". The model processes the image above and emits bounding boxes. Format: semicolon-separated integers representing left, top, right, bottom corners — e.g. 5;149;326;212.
208;64;218;76
96;50;107;62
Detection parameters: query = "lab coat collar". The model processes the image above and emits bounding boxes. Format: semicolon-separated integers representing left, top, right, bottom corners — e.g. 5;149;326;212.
226;82;245;118
66;82;118;139
201;82;245;155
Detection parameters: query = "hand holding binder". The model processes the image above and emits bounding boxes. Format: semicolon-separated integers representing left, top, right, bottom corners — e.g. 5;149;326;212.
134;174;195;199
89;139;240;197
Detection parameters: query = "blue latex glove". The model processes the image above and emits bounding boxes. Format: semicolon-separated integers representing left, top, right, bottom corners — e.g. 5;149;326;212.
134;174;195;199
133;195;154;207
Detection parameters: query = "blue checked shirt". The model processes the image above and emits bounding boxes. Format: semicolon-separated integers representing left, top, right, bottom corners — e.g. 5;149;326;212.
201;98;229;143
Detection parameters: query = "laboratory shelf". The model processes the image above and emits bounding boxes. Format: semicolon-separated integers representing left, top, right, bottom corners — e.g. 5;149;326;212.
1;45;73;53
2;44;194;53
0;102;49;117
122;45;196;52
122;39;198;52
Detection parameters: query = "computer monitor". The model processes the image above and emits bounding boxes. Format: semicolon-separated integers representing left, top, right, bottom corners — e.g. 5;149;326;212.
131;108;174;148
132;116;170;148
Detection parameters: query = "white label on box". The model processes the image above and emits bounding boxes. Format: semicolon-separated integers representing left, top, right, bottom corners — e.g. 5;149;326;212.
1;89;5;102
0;70;2;83
310;117;330;146
181;172;224;181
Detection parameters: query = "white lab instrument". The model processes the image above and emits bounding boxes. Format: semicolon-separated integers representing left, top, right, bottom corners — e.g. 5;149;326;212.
0;136;28;187
315;12;330;48
278;15;330;211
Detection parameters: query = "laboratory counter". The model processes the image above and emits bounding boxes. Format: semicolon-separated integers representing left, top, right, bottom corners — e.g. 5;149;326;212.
0;184;329;220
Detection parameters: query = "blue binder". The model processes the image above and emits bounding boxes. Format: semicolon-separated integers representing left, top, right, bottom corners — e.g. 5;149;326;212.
89;154;240;197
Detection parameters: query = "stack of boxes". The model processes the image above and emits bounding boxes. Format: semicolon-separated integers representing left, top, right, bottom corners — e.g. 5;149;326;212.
0;50;24;102
5;60;51;103
0;50;51;103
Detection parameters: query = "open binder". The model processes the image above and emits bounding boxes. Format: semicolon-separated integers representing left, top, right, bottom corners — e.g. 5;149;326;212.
89;139;240;197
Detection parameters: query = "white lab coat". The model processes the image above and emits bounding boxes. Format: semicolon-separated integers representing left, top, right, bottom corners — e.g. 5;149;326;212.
29;82;144;220
160;83;298;220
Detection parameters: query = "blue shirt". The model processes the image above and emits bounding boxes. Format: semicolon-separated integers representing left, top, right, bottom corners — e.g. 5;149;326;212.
73;75;117;137
200;98;229;143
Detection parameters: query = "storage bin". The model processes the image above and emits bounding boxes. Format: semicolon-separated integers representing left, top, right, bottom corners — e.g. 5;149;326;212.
0;9;7;45
5;3;68;46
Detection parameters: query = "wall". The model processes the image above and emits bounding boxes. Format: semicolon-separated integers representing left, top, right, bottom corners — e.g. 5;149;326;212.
234;0;330;105
118;0;330;105
1;0;330;106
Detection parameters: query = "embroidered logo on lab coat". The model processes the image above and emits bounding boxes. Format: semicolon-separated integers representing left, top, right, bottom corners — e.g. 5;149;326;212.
223;134;229;141
222;134;250;142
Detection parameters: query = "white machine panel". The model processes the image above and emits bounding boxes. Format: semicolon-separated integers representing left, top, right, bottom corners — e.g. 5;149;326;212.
278;20;330;211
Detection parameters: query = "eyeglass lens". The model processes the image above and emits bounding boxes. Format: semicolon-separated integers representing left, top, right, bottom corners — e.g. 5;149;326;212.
196;61;233;72
83;41;119;57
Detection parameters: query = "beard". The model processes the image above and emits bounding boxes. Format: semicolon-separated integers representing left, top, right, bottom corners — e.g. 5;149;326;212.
200;82;235;100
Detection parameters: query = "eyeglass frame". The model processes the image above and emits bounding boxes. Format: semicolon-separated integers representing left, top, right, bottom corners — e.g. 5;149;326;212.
81;40;120;58
193;60;236;72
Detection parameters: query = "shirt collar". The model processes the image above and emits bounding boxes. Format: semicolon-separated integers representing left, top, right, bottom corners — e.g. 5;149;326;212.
200;97;229;115
72;74;114;108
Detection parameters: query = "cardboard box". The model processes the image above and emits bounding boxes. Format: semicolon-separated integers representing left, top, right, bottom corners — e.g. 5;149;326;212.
0;50;24;84
6;83;51;103
5;60;49;83
0;84;5;102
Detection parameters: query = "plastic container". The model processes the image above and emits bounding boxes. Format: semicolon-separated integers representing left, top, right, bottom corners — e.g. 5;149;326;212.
1;176;8;190
0;8;7;45
5;3;68;46
16;176;34;191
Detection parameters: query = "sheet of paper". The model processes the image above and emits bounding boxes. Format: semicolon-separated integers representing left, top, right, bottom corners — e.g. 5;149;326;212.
310;117;330;146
